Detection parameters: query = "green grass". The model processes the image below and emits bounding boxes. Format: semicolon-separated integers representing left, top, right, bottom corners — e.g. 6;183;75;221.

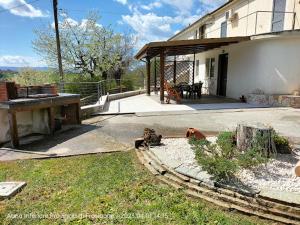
0;151;270;225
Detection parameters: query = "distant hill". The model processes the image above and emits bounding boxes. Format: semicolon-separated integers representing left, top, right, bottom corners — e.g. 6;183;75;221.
0;66;49;72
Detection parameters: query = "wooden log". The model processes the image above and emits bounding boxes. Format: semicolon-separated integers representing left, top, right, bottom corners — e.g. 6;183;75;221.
295;161;300;177
236;123;276;157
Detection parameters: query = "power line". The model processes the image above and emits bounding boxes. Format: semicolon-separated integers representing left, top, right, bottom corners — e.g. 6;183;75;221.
0;0;42;14
59;8;128;16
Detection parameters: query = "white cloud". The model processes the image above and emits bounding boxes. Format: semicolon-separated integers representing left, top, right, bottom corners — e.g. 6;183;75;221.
51;17;102;30
114;0;127;5
0;55;45;67
122;10;175;47
198;0;227;12
141;1;162;11
0;0;47;18
161;0;194;15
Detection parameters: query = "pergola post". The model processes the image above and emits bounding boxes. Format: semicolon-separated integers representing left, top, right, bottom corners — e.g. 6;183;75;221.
160;49;165;103
173;56;176;84
192;53;196;85
154;57;157;93
146;57;151;96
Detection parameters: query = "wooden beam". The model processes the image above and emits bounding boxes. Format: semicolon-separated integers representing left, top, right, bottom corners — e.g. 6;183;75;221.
8;110;19;148
154;57;157;93
146;57;151;96
47;107;55;135
173;56;176;84
160;50;165;103
192;53;196;85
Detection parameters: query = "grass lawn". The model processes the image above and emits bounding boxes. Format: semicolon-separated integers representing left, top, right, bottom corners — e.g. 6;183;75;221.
0;151;270;225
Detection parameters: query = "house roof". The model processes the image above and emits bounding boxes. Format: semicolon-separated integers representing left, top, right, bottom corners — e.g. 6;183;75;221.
168;0;235;41
135;36;250;60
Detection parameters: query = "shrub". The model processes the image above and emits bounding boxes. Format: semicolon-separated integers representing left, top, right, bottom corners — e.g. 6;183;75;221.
192;137;238;181
272;132;291;154
216;131;236;158
238;147;269;168
190;131;270;181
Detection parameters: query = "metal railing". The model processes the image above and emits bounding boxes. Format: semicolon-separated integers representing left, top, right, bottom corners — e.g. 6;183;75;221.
58;78;145;106
203;10;296;38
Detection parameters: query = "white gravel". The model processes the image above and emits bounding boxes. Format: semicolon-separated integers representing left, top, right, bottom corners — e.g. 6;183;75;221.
151;138;300;193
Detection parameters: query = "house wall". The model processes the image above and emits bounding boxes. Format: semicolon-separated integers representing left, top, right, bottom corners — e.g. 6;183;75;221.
173;0;300;40
193;35;300;99
0;109;50;144
226;36;300;98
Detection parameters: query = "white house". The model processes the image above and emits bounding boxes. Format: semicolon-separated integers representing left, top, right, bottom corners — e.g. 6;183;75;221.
136;0;300;106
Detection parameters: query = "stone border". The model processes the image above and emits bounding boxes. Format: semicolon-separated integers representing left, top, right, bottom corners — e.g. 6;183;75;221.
135;147;300;224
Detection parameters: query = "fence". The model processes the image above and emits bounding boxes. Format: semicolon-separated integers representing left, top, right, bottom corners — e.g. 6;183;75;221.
58;78;145;106
150;59;195;87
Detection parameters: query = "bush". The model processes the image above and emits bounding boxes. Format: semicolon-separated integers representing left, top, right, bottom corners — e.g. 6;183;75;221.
272;132;291;154
216;131;236;158
190;131;270;181
237;147;268;168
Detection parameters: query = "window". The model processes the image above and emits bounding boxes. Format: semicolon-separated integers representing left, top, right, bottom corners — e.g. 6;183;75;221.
199;25;206;39
205;58;215;78
225;11;230;20
221;21;227;37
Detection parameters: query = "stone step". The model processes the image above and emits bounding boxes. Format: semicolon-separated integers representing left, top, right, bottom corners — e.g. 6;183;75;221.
136;149;300;224
136;150;160;175
142;150;167;174
156;175;183;190
186;189;299;225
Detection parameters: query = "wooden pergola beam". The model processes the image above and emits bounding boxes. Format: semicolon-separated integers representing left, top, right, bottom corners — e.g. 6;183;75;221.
146;57;151;96
160;49;165;103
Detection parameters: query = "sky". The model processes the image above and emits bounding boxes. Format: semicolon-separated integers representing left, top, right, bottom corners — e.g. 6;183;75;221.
0;0;226;67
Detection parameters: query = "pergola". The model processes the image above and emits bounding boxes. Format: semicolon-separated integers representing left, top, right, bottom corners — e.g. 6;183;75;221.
135;36;250;103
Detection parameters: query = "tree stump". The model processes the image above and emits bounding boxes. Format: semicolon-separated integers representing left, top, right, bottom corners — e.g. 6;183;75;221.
236;123;277;157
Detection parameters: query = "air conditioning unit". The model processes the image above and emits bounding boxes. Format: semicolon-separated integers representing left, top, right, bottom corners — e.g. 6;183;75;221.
229;13;238;22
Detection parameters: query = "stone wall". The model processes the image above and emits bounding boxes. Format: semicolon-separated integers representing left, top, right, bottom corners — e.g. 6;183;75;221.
247;94;300;108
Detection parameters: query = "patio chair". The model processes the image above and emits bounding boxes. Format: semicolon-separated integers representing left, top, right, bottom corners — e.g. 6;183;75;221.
164;80;181;104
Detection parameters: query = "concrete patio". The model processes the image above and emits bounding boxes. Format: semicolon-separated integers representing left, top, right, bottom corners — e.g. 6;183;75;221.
101;93;266;114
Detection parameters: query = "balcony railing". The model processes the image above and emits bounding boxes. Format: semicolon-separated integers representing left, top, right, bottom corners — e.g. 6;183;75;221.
202;10;296;38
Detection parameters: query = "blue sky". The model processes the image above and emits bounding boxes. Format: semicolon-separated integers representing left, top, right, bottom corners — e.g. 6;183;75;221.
0;0;226;67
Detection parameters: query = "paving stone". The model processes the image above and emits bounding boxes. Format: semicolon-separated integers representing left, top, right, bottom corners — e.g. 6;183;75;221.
0;182;26;199
259;189;300;205
175;164;214;185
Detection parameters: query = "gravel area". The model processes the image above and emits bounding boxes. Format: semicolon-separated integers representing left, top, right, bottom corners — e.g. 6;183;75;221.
150;138;300;193
236;152;300;193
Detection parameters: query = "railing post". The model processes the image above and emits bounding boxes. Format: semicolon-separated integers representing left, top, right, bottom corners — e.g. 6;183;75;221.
97;81;100;102
292;12;296;30
255;11;258;35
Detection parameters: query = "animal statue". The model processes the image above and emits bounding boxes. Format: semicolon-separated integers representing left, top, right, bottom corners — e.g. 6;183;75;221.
186;128;206;140
143;128;162;147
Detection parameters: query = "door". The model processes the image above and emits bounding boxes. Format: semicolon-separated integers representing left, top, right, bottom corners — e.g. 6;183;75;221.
217;54;228;97
272;0;286;32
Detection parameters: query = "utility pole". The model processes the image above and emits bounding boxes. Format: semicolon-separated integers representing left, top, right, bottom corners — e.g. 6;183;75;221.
53;0;64;81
